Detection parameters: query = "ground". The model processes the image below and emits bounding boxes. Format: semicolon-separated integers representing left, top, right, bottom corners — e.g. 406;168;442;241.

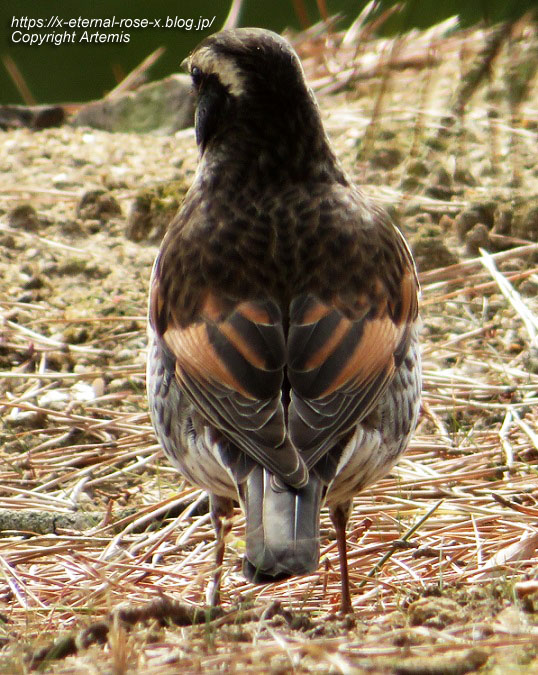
1;18;538;674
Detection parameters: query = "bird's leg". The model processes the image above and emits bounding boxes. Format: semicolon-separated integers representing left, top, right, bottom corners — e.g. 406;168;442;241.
330;500;353;614
206;494;235;606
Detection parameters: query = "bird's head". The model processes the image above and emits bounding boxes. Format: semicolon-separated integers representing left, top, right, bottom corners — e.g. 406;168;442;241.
182;28;327;172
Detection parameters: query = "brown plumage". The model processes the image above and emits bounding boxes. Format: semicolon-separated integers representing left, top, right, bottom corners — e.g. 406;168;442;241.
147;28;421;612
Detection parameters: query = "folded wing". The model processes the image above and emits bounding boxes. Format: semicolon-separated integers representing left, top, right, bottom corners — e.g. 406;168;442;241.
150;285;308;488
288;265;418;469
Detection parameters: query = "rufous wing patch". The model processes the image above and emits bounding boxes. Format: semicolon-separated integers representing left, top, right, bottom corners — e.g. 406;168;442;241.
288;283;418;465
156;293;307;488
164;322;251;397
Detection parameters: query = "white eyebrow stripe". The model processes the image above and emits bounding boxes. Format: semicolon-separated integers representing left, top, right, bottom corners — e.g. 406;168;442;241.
190;46;246;96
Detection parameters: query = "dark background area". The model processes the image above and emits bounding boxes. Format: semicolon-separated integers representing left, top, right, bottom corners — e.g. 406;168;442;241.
0;0;534;104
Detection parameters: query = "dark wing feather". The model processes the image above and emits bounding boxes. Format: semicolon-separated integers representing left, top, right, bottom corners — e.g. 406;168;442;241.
288;263;418;469
151;288;308;488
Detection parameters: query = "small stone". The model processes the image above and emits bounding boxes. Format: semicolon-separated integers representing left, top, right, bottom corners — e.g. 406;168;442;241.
125;194;153;242
455;203;495;240
108;378;130;392
71;382;97;402
17;291;36;303
83;264;110;280
408;597;463;628
378;129;396;140
92;377;106;397
425;184;454;200
399;176;421;192
63;326;89;344
406;159;429;178
514;203;538;241
493;205;513;235
514;580;538;599
53;173;72;189
519;278;538;296
38;390;70;410
58;259;87;275
8;204;40;231
370;147;402;170
454;166;478;185
435;166;452;187
424;165;454;199
126;181;187;242
77;190;121;222
61;220;85;236
439;214;454;232
84;219;103;234
22;274;45;290
0;233;17;247
465;223;490;255
425;136;446;151
5;409;45;429
116;349;133;362
410;226;459;271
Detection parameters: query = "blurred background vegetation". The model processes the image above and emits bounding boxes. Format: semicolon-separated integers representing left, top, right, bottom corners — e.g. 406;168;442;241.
0;0;534;104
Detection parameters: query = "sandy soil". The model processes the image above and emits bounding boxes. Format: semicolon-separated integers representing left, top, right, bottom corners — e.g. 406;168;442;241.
1;19;538;674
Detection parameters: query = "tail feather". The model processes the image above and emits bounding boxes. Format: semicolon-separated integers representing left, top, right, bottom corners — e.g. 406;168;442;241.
240;466;322;583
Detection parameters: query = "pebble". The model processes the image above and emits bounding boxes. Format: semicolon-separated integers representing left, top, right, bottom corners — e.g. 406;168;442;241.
465;223;490;255
76;189;122;222
38;390;70;410
8;204;40;231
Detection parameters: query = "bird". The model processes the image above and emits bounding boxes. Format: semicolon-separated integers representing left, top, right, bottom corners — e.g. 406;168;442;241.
146;27;421;613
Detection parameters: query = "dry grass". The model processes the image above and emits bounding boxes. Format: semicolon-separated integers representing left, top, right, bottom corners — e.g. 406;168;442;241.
1;13;538;674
